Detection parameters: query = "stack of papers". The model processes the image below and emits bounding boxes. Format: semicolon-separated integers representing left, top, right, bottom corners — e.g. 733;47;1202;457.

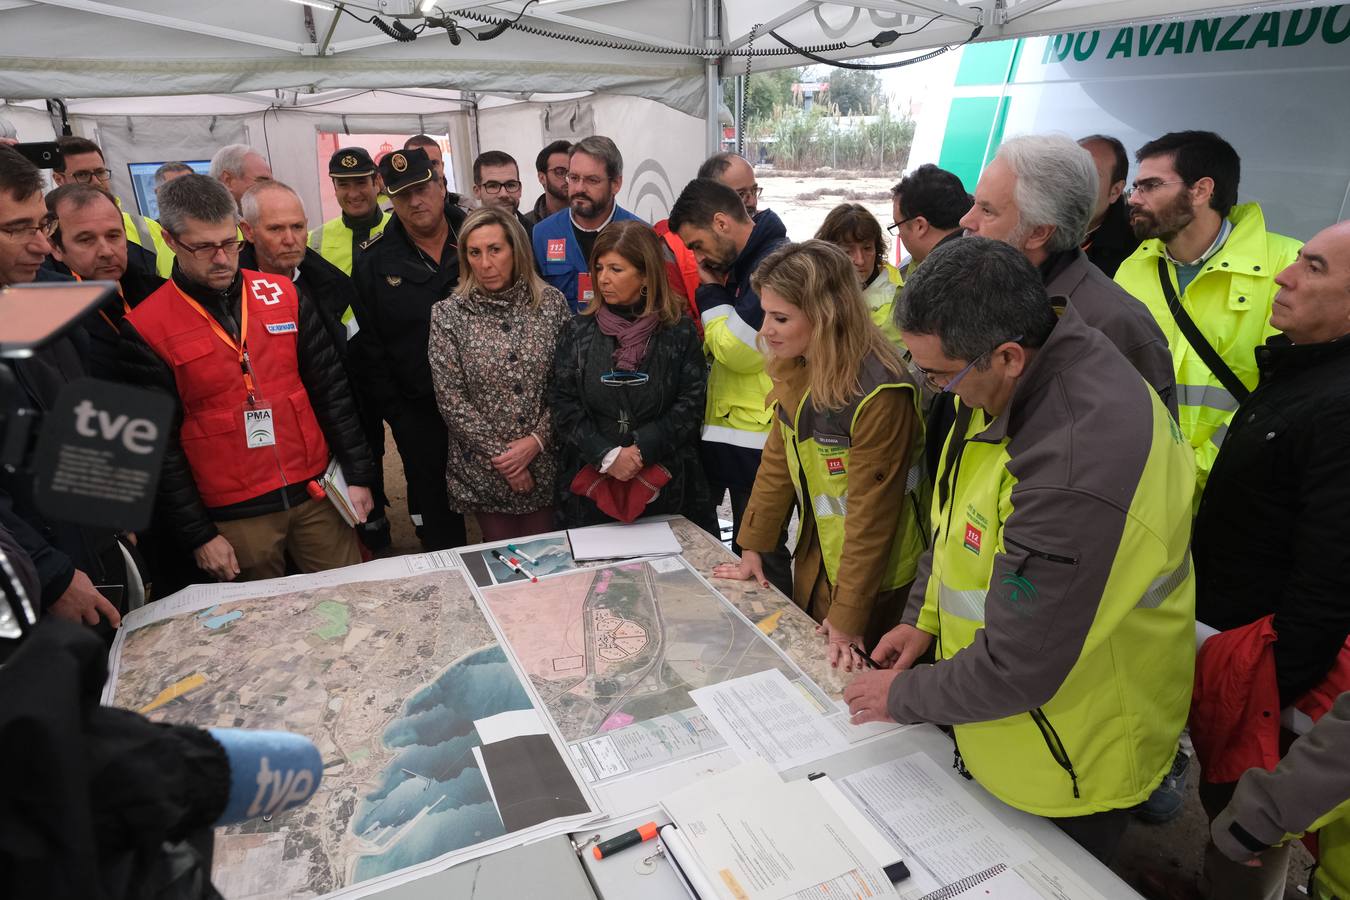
322;459;359;526
661;760;893;900
567;520;682;561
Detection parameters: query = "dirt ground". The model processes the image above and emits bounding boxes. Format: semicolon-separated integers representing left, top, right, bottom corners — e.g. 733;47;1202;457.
758;171;898;246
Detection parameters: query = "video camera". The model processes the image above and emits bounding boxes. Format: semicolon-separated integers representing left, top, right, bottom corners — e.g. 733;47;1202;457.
0;281;173;641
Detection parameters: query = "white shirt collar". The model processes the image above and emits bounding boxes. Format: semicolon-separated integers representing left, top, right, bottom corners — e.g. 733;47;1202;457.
1166;217;1233;268
569;204;617;234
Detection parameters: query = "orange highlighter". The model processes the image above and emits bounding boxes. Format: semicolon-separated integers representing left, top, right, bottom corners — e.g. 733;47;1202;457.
592;821;659;859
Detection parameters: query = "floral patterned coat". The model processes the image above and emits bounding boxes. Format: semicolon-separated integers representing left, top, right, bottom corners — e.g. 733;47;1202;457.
428;277;570;514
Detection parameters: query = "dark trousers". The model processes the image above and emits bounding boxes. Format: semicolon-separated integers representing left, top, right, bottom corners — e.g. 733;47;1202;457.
727;486;793;598
389;402;466;551
1053;808;1130;865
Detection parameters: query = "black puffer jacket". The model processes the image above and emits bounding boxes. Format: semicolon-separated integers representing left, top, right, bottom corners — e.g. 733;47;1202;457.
118;266;376;552
549;313;715;530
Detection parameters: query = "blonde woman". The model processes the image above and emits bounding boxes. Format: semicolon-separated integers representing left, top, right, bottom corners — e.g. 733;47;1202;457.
714;240;926;670
429;206;570;542
550;220;716;532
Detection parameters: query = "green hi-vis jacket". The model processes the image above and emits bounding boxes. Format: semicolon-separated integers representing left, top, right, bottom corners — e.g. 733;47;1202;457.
889;305;1197;818
779;352;926;594
120;206;174;278
1114;202;1301;499
308;210;392;277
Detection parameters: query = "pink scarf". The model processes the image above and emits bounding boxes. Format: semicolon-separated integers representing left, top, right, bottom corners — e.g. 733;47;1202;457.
595;303;660;371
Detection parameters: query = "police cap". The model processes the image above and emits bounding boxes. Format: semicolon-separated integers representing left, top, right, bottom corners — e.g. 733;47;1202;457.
378;147;436;196
328;146;377;178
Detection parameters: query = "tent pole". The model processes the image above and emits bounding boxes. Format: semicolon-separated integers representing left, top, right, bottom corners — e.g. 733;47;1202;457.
703;0;721;157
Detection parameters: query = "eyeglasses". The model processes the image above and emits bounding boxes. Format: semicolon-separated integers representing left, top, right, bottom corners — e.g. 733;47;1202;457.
479;179;522;194
172;236;246;259
0;219;58;241
548;166;569;179
908;335;1023;394
887;216;916;235
600;371;649;387
567;173;608;188
1125;179;1186;200
736;186;763;203
69;167;112;184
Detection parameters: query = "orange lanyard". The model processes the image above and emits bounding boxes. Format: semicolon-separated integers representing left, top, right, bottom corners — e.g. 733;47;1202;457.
171;281;257;401
71;272;132;334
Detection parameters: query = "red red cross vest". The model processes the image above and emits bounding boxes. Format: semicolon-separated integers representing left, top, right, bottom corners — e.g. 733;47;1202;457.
127;270;330;508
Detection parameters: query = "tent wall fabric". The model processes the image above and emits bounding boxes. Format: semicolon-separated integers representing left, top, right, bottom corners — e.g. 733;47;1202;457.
477;93;705;223
1;88;703;227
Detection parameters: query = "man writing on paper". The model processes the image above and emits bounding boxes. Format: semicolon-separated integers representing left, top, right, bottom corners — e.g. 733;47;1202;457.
844;238;1195;864
119;174;375;582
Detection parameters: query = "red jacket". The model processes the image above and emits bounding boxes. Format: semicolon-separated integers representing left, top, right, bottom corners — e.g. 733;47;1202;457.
1190;615;1350;783
126;270;331;508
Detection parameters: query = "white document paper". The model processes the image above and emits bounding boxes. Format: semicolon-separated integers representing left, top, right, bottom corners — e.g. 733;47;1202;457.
840;753;1035;885
690;669;849;771
662;760;892;900
567;520;682;560
473;708;547;744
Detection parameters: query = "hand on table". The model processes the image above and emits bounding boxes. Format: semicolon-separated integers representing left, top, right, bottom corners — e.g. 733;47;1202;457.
843;669;901;726
817;619;865;672
711;549;770;589
871;624;933;671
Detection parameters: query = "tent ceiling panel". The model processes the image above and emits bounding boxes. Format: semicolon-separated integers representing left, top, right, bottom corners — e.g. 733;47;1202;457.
0;0;1325;115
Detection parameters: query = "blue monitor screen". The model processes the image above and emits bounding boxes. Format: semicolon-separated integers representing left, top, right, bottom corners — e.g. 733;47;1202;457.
128;160;211;219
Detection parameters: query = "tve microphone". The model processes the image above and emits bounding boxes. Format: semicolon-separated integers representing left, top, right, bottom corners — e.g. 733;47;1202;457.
207;728;323;824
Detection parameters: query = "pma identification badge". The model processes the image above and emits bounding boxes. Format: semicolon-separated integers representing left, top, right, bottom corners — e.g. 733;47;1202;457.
825;457;846;476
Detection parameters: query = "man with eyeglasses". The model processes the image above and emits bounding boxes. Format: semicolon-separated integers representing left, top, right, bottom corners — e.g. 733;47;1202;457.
0;144;129;631
1115;131;1301;501
52;135;175;278
471;150;533;238
698;152;763;220
523;140;571;230
119;174;376;583
532;135;643;312
308;147;391;277
846;236;1196;865
890;163;968;276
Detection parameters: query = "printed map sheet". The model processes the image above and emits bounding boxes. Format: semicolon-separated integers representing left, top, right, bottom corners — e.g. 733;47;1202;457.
104;566;597;899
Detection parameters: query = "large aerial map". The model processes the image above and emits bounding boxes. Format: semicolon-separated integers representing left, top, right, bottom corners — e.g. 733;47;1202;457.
107;570;593;899
481;557;827;785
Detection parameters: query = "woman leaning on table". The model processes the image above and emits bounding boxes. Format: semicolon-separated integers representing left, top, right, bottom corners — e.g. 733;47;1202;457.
549;220;717;534
714;241;927;671
428;206;570;542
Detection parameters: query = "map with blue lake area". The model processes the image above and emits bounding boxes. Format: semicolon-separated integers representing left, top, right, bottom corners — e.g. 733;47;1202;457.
108;570;591;899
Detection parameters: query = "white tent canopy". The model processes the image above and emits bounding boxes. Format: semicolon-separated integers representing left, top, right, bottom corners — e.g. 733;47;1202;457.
0;0;1332;223
0;0;1321;120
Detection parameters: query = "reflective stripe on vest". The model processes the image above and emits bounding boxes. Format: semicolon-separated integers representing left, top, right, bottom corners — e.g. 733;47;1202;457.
779;353;925;590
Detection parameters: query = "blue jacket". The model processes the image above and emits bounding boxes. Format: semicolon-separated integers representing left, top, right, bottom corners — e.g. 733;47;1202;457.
531;205;643;312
